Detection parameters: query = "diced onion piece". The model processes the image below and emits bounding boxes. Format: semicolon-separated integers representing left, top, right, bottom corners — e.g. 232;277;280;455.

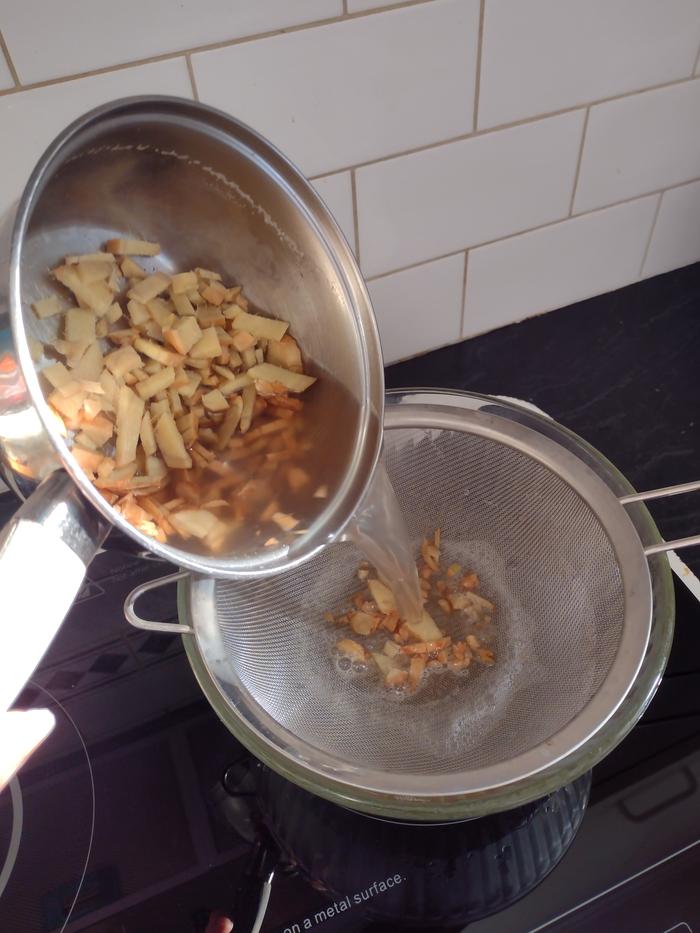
154;410;192;469
247;362;315;393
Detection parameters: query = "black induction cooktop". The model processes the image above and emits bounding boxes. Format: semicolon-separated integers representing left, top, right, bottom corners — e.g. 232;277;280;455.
1;262;700;932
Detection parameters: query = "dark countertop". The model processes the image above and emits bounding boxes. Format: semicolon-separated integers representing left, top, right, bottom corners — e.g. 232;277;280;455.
387;262;700;577
1;263;700;933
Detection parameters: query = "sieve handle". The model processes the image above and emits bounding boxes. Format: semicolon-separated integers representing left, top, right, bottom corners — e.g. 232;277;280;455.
619;479;700;556
123;571;193;634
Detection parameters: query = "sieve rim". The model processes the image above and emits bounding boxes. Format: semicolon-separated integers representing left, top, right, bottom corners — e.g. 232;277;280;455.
183;401;654;800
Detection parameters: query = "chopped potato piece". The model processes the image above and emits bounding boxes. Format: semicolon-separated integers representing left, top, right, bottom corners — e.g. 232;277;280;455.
202;388;228;412
77;259;113;283
233;311;288;342
43;362;72;389
128;273;170;303
65;308;96;342
172;292;196;316
115;386;145;467
247;363;316;393
34;238;323;556
170;509;221;539
81;414;113;447
164;316;202;355
133;337;182;368
140;410;157;456
120;256;147;279
154;410;192;469
404;611;443;643
267;335;303;373
33;295;64;319
350;611;376;636
106;238;160;256
171;271;198;294
190;327;222;359
201;281;227;306
136;366;175;400
272;511;299;532
105;345;141;377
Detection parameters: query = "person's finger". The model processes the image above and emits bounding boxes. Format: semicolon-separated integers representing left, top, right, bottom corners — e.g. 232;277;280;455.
0;709;55;791
204;910;234;933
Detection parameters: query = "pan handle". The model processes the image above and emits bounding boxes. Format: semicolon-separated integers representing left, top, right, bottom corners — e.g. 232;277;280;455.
0;470;109;712
619;479;700;556
123;571;193;633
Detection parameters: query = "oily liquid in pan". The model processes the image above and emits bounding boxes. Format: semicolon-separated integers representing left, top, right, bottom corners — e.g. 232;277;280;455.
172;364;422;624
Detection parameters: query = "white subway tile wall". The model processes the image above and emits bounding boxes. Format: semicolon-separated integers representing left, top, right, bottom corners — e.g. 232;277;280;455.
0;0;698;362
478;0;700;128
0;45;12;90
311;172;357;253
642;180;700;279
463;197;659;337
574;80;700;213
368;254;465;363
356;111;584;276
192;0;479;177
0;59;192;259
0;0;342;83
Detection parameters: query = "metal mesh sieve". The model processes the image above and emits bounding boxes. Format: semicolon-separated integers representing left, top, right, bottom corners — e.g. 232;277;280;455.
188;402;652;796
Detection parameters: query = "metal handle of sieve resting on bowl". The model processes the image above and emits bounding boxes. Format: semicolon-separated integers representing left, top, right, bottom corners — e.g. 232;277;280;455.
123;570;193;634
619;478;700;555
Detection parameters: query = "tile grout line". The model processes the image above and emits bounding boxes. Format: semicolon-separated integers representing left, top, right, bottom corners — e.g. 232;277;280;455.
185;54;200;100
350;169;361;265
0;0;439;97
472;0;486;133
638;192;663;279
363;175;700;282
0;29;20;86
567;106;590;216
306;72;700;181
459;250;470;337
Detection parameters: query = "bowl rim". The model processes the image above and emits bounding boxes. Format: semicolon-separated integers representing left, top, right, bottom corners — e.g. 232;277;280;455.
179;388;675;819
